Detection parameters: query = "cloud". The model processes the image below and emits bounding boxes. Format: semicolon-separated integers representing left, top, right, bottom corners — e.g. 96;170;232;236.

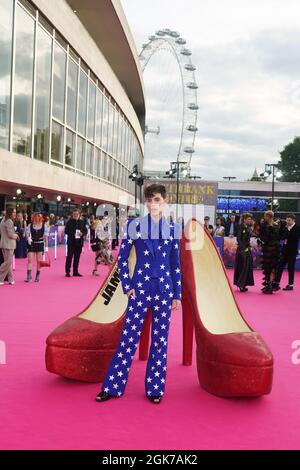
121;0;300;180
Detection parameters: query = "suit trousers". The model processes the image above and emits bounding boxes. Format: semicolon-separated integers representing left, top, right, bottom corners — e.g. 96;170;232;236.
0;249;14;283
275;249;297;285
65;243;82;275
102;279;173;397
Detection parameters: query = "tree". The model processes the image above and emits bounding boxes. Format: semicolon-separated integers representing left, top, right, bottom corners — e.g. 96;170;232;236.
277;137;300;182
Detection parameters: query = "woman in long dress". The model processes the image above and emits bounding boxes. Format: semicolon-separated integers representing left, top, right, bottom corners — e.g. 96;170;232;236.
234;213;254;292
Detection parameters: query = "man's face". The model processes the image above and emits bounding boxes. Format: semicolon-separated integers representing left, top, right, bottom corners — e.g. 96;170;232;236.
73;211;80;220
230;215;236;222
245;217;252;226
286;217;294;227
146;193;166;217
204;218;210;225
12;210;16;220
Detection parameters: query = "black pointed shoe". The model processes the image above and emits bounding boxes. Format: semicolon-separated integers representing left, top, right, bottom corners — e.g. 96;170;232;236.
148;396;162;404
95;391;111;402
283;285;293;291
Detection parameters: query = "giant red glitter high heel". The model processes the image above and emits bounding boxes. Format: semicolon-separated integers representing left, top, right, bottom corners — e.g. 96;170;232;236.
181;218;273;397
46;248;151;382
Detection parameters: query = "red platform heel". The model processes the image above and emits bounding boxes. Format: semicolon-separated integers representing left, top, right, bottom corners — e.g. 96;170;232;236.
46;249;149;382
180;218;273;397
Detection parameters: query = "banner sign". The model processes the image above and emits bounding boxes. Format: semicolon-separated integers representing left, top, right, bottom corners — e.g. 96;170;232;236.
146;179;218;206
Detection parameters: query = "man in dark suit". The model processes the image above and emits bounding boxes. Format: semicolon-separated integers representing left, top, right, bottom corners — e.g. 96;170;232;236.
274;214;300;291
65;209;87;277
225;213;239;237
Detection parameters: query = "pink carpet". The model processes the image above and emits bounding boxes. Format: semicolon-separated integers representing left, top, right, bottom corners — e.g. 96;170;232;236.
0;246;300;450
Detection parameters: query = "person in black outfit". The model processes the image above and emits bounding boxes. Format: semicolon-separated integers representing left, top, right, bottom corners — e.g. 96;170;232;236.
273;214;300;291
234;213;254;292
225;213;239;237
111;207;119;250
65;209;87;277
260;210;281;294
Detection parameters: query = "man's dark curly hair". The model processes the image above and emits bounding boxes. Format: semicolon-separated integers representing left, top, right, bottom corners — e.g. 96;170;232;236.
144;184;167;199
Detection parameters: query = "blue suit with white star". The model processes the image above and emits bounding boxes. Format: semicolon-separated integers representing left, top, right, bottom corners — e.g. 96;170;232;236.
101;214;182;398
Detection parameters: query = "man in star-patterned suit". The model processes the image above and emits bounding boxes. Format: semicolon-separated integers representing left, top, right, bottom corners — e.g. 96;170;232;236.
96;184;182;404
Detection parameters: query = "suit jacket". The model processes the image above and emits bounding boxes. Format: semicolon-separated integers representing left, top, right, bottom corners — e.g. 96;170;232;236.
65;219;87;247
225;220;239;237
281;224;300;256
118;214;182;300
0;219;18;250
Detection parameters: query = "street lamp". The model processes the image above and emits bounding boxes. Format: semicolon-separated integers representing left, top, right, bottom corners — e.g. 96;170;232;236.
166;161;188;219
260;164;281;212
223;176;236;216
56;195;62;215
129;164;145;215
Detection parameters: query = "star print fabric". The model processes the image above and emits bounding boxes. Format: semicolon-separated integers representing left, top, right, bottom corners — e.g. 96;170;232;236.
102;279;172;397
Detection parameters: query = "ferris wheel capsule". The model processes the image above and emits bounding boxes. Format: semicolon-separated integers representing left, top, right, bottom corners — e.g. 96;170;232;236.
176;38;186;45
188;103;199;110
185;64;196;71
186;82;198;90
184;146;195;154
181;48;192;56
187;125;198;132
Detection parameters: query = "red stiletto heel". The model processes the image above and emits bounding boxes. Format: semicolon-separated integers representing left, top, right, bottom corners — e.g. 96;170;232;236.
46;250;149;382
181;219;273;397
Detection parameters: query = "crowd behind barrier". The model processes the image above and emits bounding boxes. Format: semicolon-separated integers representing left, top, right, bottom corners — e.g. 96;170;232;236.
214;236;300;271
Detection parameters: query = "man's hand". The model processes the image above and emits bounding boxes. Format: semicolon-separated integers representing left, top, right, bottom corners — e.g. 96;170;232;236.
171;299;181;310
126;289;136;299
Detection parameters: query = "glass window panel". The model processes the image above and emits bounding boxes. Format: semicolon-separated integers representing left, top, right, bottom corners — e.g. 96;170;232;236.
95;148;101;177
12;5;34;156
117;116;122;161
78;70;87;135
102;97;108;151
95;89;102;147
76;136;85;172
66;58;78;129
86;142;93;174
113;111;118;158
87;80;96;141
65;129;75;166
107;156;112;182
52;42;66;122
108;102;114;155
34;26;52;162
51;120;63;163
0;0;13;149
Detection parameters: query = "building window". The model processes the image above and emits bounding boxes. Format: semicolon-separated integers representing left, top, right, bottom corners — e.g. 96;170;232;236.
66;57;78;130
52;42;66;122
34;25;52;162
0;0;13;150
76;135;85;172
87;80;96;141
51;120;63;163
102;97;108;152
78;69;87;136
95;89;102;147
95;148;101;178
65;129;75;166
86;142;94;175
12;4;35;156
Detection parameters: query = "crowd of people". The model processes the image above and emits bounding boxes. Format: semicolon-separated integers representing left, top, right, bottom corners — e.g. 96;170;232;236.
0;208;119;285
0;207;299;293
232;211;300;294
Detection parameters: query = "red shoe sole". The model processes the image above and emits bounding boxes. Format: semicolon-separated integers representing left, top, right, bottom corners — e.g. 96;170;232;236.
46;345;116;383
197;357;273;397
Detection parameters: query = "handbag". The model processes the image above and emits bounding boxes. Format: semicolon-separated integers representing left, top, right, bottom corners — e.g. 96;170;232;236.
40;252;51;268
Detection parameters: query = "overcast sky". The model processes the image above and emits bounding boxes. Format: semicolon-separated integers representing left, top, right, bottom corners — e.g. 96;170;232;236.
121;0;300;181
